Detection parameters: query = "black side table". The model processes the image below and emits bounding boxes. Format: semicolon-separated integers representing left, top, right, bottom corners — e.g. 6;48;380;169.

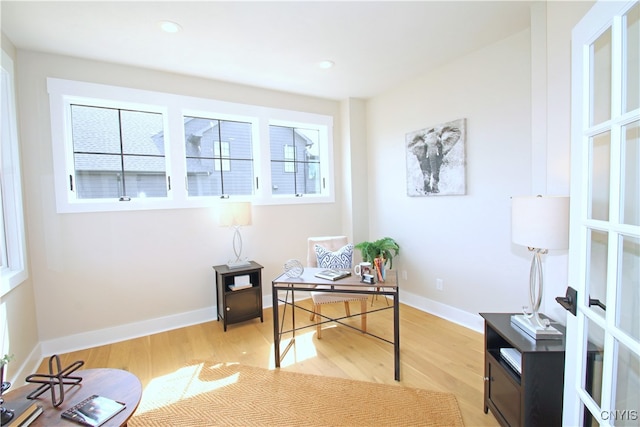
213;261;264;331
480;313;565;427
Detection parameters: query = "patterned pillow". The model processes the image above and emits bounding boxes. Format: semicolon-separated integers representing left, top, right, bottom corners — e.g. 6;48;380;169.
315;243;354;269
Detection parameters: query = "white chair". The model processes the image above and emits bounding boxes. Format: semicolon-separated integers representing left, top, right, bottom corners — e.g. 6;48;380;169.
307;236;368;339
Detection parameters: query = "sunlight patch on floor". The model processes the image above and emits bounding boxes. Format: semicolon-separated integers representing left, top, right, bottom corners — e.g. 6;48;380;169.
137;361;240;413
269;329;319;368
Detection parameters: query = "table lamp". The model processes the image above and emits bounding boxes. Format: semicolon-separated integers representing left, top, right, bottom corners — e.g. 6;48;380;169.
511;195;569;339
219;202;252;269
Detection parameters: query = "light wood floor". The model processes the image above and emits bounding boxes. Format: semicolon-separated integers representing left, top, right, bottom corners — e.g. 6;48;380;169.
37;298;499;426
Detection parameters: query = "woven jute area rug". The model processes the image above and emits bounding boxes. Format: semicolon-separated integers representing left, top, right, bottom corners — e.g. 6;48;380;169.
128;360;464;426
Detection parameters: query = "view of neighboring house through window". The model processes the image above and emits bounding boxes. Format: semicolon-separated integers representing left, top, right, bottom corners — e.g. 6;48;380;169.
48;78;334;212
71;105;167;199
270;125;321;196
184;117;254;197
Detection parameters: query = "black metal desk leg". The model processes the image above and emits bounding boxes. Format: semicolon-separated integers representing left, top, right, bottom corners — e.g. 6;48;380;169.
394;289;400;381
272;285;281;368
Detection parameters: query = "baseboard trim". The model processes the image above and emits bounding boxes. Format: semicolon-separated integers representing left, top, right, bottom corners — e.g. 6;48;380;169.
39;307;217;359
29;292;482;377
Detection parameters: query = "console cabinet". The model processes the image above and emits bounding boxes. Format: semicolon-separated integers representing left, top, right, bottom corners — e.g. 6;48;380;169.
213;262;263;331
480;313;565;427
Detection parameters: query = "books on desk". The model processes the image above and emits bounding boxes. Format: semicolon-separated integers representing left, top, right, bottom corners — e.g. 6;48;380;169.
61;394;126;426
314;269;352;281
5;400;43;427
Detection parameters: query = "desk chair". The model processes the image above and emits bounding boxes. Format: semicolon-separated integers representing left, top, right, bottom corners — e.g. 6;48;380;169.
307;236;368;339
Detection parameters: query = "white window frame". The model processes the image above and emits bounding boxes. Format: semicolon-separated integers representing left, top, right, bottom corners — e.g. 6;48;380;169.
48;78;335;212
1;50;28;296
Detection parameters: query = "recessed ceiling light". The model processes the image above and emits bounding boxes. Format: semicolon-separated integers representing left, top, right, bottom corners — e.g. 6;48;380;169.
158;20;182;33
318;60;335;70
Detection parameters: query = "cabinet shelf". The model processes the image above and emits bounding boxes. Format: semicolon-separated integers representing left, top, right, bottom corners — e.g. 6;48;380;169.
488;349;521;385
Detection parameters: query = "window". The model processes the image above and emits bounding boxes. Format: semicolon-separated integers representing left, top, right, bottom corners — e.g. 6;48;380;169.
184;117;253;197
1;51;28;295
71;105;167;199
48;78;334;212
270;125;322;196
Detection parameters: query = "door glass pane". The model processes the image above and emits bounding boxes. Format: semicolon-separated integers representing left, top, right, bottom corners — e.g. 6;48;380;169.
614;341;640;426
590;132;611;221
592;28;612;126
587;230;608;318
625;4;639;113
622;121;639;226
617;235;639;341
584;317;605;407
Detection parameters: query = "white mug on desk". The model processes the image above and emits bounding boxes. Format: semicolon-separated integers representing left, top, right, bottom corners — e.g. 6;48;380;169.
354;262;372;277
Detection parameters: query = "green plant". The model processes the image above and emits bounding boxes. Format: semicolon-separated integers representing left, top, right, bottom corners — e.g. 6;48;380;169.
354;237;400;269
0;354;13;367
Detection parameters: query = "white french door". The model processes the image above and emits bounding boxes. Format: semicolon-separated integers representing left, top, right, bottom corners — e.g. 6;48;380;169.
564;1;639;426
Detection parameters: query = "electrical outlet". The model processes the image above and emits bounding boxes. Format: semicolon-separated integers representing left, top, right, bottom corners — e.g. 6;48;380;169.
436;278;443;291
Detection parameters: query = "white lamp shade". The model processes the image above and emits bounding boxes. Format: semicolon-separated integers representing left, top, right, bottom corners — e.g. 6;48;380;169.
511;196;569;250
219;202;252;227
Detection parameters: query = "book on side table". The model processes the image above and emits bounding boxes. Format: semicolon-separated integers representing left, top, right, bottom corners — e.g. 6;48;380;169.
5;400;43;427
61;394;126;427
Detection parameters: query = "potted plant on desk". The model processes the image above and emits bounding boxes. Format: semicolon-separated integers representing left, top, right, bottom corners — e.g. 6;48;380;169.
354;237;400;281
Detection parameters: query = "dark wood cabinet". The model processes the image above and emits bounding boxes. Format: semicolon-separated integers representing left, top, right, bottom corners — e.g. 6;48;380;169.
480;313;565;427
213;262;263;331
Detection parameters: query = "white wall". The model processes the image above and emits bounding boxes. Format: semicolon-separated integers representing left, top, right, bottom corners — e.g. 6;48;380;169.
15;50;344;354
366;30;533;327
364;1;594;329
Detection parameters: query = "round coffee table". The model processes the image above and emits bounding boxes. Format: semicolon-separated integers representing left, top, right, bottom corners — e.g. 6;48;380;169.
2;368;142;426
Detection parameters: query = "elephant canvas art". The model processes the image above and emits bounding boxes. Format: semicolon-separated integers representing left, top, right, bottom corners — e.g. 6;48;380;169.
406;118;466;196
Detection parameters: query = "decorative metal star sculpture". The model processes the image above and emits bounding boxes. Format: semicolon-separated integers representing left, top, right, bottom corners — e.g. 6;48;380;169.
25;355;84;407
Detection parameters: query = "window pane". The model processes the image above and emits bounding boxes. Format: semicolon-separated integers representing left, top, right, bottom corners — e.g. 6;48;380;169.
71;105;167;199
625;3;639;113
269;125;321;196
590;132;610;221
584;317;605;407
0;184;7;268
587;229;608;319
120;110;165;156
622;121;639;226
71;105;121;154
184;116;253;197
617;235;639;341
614;342;640;426
221;159;254;195
74;154;123;198
591;28;612;126
122;156;167;198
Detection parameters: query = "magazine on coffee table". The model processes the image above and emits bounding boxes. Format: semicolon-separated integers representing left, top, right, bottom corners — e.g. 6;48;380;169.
61;394;126;426
314;269;352;281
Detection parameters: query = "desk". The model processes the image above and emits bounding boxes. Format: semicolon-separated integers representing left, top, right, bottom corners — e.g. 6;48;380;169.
2;368;142;426
272;268;400;381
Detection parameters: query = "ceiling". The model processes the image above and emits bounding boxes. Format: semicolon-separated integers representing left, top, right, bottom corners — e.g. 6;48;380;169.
1;1;533;100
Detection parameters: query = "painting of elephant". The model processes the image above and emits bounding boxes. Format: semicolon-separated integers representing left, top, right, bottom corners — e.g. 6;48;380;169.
406;118;466;196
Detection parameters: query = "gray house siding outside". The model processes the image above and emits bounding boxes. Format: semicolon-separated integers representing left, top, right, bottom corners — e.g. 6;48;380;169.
70;106;319;199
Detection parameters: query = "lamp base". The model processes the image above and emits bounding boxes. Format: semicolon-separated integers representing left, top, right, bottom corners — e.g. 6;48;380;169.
511;314;563;340
227;259;252;269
